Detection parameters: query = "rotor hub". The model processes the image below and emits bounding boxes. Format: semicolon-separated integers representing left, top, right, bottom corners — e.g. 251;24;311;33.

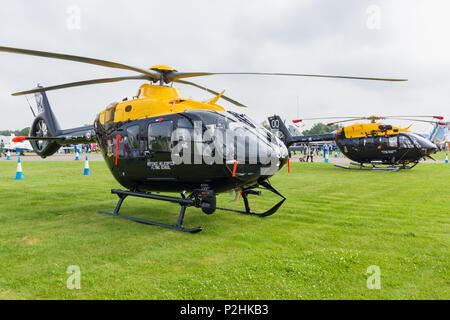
148;65;177;84
149;65;177;72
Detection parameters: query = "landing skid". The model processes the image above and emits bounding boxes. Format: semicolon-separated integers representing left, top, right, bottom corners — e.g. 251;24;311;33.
217;181;286;217
334;161;418;172
99;189;202;233
99;181;286;233
400;161;419;169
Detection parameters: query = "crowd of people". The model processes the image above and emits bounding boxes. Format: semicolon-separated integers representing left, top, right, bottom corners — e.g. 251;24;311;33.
74;143;99;154
289;143;338;162
58;143;99;154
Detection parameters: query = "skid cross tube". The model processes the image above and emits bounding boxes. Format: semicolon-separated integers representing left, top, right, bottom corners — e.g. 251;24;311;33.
99;189;202;233
217;180;286;217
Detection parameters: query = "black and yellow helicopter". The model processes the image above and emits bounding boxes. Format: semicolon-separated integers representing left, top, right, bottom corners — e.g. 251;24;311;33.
268;115;440;171
1;46;406;232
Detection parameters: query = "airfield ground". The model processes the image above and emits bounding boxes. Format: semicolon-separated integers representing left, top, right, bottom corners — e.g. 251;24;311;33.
1;151;447;163
0;154;448;299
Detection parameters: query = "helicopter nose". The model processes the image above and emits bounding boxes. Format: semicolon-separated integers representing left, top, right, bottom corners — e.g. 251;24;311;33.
430;143;438;154
424;142;438;155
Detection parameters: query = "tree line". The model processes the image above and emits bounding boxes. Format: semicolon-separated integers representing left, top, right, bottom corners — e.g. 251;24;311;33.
301;123;340;135
0;127;30;136
261;120;340;135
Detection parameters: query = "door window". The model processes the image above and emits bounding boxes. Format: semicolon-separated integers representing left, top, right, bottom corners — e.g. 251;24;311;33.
376;136;389;148
148;121;173;151
388;136;398;147
399;135;414;148
409;135;422;148
126;125;140;149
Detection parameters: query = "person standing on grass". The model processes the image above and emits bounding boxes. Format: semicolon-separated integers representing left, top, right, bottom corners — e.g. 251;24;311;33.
306;143;314;162
0;140;4;157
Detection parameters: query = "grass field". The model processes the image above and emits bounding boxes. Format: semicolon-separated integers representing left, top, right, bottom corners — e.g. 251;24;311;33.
433;150;449;161
0;158;448;299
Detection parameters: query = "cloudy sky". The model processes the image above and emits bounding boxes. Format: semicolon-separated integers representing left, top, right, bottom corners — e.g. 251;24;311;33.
0;0;448;134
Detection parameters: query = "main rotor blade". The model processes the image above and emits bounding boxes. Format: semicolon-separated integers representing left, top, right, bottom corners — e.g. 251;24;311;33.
326;118;369;126
383;118;441;124
175;79;247;107
293;116;366;123
292;115;445;126
0;46;161;80
169;72;408;82
293;115;444;123
384;115;444;120
12;75;150;96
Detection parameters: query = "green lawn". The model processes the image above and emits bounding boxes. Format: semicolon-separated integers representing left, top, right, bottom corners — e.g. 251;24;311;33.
434;151;449;161
0;160;448;299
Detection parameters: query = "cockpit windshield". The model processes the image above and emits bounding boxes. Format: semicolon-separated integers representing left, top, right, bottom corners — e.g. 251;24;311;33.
231;111;288;158
184;110;269;145
408;133;432;148
183;110;288;162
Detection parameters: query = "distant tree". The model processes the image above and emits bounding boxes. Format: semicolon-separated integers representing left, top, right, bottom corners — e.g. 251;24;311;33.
0;130;11;135
18;127;30;136
0;127;30;136
302;123;340;135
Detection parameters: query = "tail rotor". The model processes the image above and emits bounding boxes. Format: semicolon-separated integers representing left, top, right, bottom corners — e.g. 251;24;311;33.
28;89;62;157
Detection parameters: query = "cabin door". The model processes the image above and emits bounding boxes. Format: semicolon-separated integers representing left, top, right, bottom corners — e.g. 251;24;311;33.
145;120;176;180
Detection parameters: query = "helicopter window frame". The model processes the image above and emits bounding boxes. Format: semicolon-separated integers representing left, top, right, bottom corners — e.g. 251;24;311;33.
364;137;375;148
376;136;389;148
388;136;398;148
103;103;118;132
126;125;140;149
148;120;174;152
176;116;194;129
172;116;195;145
408;133;426;148
399;134;414;149
411;137;421;148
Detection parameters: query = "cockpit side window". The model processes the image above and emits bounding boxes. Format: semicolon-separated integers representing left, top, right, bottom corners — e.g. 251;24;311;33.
399;135;414;148
376;136;389;148
176;117;193;129
409;136;421;148
173;117;194;145
409;133;431;148
148;121;173;152
388;136;398;147
361;137;374;148
184;110;274;149
103;103;118;132
126;125;140;149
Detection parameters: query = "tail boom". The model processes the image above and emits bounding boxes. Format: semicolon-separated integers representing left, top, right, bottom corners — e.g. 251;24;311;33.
268;115;336;146
24;87;95;157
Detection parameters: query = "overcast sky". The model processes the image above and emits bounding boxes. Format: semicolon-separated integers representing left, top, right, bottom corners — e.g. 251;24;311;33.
0;0;448;134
